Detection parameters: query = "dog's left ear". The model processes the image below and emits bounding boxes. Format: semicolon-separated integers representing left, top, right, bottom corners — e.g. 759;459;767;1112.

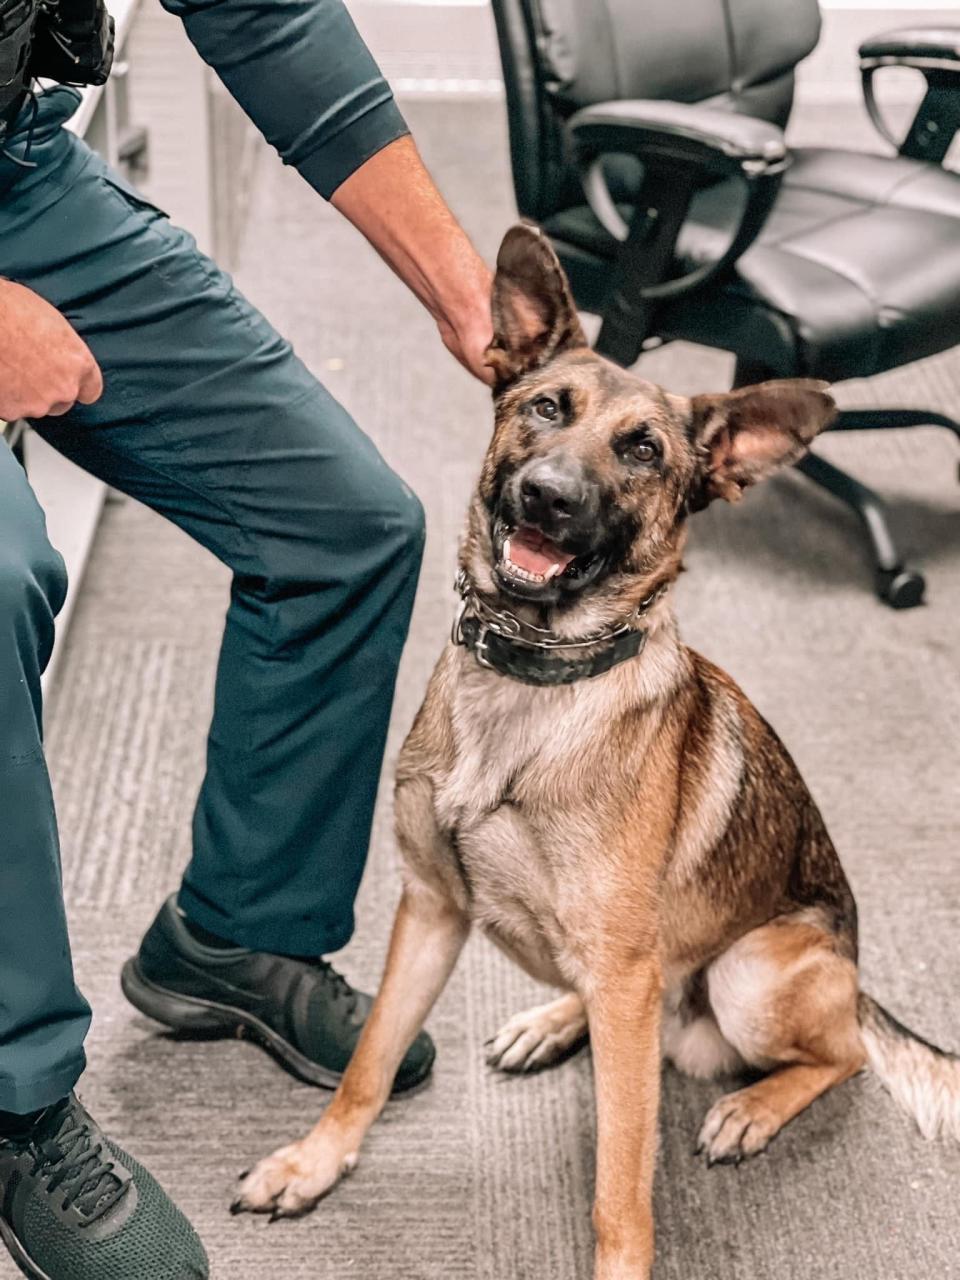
688;379;837;509
485;224;587;391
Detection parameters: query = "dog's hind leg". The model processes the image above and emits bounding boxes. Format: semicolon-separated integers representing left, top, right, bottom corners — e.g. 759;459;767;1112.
486;991;588;1073
233;886;469;1217
695;912;865;1165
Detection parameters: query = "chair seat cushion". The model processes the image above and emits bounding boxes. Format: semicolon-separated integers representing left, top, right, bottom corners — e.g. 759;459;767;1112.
544;148;960;379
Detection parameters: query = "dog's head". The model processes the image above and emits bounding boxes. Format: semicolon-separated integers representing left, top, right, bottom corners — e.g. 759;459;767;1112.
462;225;836;629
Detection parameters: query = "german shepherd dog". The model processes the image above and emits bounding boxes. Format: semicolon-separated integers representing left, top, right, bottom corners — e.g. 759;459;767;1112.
233;226;960;1278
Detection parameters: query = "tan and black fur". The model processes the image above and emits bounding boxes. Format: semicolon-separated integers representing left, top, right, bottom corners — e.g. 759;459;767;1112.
234;226;960;1279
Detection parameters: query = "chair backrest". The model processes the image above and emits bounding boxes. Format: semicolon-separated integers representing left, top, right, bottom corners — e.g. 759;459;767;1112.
491;0;822;221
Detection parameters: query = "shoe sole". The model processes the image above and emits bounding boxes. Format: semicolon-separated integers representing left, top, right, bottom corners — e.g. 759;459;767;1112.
120;958;434;1096
0;1216;52;1280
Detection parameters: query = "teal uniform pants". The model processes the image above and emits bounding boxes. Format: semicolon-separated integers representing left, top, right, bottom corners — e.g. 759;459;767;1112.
0;89;425;1113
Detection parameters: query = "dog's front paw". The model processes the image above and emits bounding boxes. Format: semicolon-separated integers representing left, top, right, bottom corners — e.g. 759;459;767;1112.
231;1138;358;1219
486;994;588;1073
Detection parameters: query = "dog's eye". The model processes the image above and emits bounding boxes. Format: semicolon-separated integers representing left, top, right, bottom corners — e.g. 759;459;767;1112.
615;430;661;467
532;396;559;422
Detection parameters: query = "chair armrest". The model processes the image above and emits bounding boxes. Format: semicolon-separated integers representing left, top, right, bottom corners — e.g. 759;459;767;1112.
564;101;789;367
860;26;960;65
565;99;787;300
567;100;788;176
859;27;960;160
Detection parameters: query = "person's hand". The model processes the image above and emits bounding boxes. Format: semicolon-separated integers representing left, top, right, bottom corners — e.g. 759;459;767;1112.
434;257;494;385
0;280;103;421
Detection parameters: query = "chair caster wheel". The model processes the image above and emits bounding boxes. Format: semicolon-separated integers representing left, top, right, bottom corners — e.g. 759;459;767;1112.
876;568;925;609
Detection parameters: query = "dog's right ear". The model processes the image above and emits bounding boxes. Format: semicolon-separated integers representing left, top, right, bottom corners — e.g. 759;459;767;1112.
485;224;587;392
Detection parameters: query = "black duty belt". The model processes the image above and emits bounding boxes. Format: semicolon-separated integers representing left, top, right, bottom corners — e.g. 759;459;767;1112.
0;0;37;135
0;0;115;144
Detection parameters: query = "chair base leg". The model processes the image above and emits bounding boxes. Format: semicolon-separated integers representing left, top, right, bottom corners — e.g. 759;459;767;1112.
832;408;960;483
832;405;960;440
874;566;926;610
733;360;927;607
796;453;925;609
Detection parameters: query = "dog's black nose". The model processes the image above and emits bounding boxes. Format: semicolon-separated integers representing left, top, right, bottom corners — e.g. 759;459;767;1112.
519;459;587;526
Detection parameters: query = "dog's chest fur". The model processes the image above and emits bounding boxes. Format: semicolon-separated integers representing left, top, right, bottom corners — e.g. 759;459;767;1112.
432;664;587;986
430;647;679;989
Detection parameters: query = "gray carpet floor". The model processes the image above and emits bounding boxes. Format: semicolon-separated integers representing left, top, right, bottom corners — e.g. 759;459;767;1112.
18;97;960;1279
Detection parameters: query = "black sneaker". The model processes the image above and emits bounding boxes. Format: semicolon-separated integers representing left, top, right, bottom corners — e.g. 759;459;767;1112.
0;1094;207;1280
121;896;435;1094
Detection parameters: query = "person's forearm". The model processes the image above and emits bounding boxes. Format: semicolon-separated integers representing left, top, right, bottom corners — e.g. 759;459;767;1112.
331;136;493;380
161;0;492;379
162;0;492;380
332;136;479;325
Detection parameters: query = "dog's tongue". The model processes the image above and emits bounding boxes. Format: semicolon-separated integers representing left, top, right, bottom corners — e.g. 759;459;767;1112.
506;526;575;577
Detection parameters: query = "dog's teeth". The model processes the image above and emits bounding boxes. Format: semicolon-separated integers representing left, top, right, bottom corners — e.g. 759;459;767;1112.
499;554;549;585
544;564;561;581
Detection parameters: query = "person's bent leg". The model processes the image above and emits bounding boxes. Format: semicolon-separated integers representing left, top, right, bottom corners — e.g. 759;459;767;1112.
3;89;432;1089
178;386;426;955
35;264;425;957
0;439;89;1116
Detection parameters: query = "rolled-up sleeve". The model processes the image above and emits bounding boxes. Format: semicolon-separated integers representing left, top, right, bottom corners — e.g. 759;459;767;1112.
159;0;409;198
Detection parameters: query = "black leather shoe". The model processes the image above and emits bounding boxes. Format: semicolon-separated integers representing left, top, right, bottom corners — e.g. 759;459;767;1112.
121;896;435;1094
0;1093;207;1280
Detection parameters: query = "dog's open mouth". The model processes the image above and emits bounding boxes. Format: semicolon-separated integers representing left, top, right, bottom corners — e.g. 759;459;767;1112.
502;525;574;583
492;520;605;599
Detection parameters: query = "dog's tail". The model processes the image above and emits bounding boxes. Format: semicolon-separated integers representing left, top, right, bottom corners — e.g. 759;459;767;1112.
858;993;960;1140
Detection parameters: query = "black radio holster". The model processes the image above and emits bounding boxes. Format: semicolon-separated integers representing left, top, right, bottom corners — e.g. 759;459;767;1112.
0;0;114;139
0;0;38;126
30;0;114;87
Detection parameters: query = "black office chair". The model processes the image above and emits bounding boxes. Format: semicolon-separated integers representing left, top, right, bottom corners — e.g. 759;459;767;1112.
491;1;960;607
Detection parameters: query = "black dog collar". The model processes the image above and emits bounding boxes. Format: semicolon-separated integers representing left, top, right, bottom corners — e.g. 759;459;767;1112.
457;613;649;685
452;571;665;687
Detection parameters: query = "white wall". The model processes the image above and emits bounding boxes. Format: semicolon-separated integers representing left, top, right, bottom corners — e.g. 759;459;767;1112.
352;2;960;102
